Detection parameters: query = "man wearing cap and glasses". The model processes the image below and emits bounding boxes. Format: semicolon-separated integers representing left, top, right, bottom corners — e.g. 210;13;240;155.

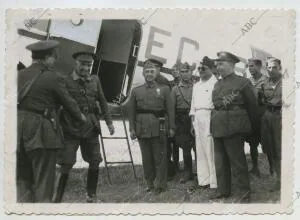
189;56;218;192
259;57;282;192
54;51;115;203
17;40;86;202
171;62;195;183
128;58;175;194
210;51;259;202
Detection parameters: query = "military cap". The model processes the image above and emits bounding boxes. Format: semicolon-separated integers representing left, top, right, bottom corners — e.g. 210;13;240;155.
180;62;191;71
72;52;97;62
26;40;60;52
266;57;281;66
248;58;262;66
144;58;163;68
215;51;240;64
26;40;59;59
200;56;216;69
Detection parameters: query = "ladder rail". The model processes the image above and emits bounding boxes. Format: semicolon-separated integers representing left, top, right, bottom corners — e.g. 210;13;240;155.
121;107;137;179
98;123;112;184
99;107;137;184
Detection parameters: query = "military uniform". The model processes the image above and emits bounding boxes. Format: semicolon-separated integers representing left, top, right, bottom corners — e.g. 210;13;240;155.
246;64;269;175
128;82;175;191
58;71;112;162
211;52;259;200
17;40;83;202
153;64;178;177
260;74;282;189
54;52;113;203
171;81;194;181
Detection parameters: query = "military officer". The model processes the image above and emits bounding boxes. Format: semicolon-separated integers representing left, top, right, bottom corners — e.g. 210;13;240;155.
149;59;176;179
128;58;175;194
246;58;269;177
17;40;86;202
170;63;181;87
210;52;259;203
54;52;115;203
171;62;194;183
168;62;182;173
259;57;282;192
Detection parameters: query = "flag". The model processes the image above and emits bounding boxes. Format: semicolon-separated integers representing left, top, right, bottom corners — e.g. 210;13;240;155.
250;45;272;75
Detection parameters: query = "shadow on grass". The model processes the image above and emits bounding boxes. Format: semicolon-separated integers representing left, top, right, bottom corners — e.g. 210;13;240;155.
62;153;280;203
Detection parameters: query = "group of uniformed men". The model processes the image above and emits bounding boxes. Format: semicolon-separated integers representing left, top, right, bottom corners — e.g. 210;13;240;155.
17;39;282;204
128;52;282;203
17;40;114;203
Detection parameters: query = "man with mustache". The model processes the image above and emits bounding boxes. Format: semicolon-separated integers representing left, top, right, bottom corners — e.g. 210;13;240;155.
128;58;175;194
54;52;115;203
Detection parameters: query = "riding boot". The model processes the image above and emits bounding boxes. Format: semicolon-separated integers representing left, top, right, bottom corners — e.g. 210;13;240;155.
86;168;99;203
53;173;69;203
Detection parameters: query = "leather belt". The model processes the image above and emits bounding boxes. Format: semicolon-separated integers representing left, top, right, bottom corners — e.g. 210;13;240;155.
136;109;165;118
266;105;281;112
80;105;96;114
214;104;245;111
18;107;52;118
176;108;190;114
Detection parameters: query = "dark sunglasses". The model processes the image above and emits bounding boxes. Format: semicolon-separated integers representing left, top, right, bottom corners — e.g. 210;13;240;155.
198;66;208;71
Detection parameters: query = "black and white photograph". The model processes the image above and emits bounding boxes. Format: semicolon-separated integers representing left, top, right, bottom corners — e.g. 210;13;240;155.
3;9;295;214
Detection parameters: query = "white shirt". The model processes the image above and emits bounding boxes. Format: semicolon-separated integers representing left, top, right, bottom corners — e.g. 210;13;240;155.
190;76;218;115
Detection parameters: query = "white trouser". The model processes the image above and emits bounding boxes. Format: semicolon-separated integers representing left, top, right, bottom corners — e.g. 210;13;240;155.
193;109;217;188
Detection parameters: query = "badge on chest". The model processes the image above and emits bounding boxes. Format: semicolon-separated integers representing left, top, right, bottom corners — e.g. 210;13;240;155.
156;88;161;96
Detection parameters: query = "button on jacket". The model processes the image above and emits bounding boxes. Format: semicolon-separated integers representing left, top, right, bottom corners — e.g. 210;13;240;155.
128;82;175;138
61;72;112;138
18;63;83;151
211;73;259;138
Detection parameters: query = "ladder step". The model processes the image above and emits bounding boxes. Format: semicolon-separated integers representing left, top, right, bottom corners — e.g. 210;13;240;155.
102;137;127;139
106;161;133;164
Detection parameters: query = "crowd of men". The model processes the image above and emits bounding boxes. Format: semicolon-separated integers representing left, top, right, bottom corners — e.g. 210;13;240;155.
128;52;282;203
17;39;282;204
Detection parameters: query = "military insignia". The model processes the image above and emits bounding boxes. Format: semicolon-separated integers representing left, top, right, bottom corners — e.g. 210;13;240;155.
156;88;161;95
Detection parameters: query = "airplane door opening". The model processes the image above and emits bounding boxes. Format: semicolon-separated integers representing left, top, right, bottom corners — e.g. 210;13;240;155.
92;20;142;104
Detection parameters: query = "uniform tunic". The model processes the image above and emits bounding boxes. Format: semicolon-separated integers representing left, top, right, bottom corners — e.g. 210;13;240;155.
171;82;194;178
58;72;112;166
260;77;282;182
128;82;175;189
190;76;217;188
249;74;269;95
17;62;83;202
171;82;193;148
246;74;268;164
211;73;259;196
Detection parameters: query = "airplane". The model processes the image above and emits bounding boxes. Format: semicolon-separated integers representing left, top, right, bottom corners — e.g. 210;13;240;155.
15;9;277;116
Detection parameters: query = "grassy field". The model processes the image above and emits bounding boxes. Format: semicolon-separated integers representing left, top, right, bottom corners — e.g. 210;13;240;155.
62;153;280;203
